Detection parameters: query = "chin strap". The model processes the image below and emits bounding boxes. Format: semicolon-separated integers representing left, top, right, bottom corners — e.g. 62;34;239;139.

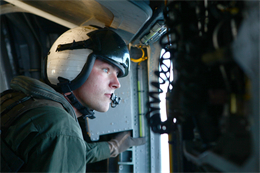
58;77;95;119
65;93;95;119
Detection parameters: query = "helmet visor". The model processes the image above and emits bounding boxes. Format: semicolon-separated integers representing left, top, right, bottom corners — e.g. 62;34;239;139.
87;28;130;77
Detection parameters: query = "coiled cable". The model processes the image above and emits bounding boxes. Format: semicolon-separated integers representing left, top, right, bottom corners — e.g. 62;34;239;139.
146;1;185;134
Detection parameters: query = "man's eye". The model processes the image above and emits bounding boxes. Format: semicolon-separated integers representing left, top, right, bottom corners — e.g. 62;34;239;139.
103;68;109;73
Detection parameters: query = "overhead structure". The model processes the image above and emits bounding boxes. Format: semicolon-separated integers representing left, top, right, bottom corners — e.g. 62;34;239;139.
3;0;152;43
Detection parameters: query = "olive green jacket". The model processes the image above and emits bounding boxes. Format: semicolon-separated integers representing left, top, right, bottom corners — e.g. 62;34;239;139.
3;76;110;172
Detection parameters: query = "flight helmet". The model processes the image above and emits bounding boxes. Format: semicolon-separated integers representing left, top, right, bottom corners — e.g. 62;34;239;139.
45;26;130;118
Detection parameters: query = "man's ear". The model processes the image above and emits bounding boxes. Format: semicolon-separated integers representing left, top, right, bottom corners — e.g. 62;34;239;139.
63;92;72;96
63;92;73;103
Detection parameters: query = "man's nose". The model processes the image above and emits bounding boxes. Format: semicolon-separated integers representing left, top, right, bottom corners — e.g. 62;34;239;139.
110;73;121;89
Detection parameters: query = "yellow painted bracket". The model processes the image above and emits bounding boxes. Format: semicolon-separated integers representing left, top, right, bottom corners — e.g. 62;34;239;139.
130;47;148;65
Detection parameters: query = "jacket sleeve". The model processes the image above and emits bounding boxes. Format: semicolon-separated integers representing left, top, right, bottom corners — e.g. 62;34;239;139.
85;141;111;163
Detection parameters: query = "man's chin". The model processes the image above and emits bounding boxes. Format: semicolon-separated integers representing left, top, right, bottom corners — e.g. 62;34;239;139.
95;106;109;113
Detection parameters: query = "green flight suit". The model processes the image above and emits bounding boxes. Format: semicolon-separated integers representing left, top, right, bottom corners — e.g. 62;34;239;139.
2;76;110;172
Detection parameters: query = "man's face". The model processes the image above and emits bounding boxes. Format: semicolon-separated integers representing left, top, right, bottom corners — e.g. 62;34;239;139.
73;59;121;112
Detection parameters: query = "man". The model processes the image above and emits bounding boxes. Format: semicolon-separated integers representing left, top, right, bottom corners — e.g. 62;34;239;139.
1;26;145;172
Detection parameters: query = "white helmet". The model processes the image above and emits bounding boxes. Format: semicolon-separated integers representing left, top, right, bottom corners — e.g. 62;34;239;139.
45;25;130;93
44;26;130;118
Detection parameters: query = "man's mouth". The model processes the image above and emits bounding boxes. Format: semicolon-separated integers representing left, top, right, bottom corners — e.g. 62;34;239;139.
105;93;112;99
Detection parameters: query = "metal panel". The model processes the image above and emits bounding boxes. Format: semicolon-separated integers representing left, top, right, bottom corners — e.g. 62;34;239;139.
131;61;151;173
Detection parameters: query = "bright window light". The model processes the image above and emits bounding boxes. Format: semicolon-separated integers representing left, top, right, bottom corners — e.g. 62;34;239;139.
159;49;171;173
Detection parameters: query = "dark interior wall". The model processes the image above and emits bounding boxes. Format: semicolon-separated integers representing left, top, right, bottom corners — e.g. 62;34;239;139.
0;12;68;91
